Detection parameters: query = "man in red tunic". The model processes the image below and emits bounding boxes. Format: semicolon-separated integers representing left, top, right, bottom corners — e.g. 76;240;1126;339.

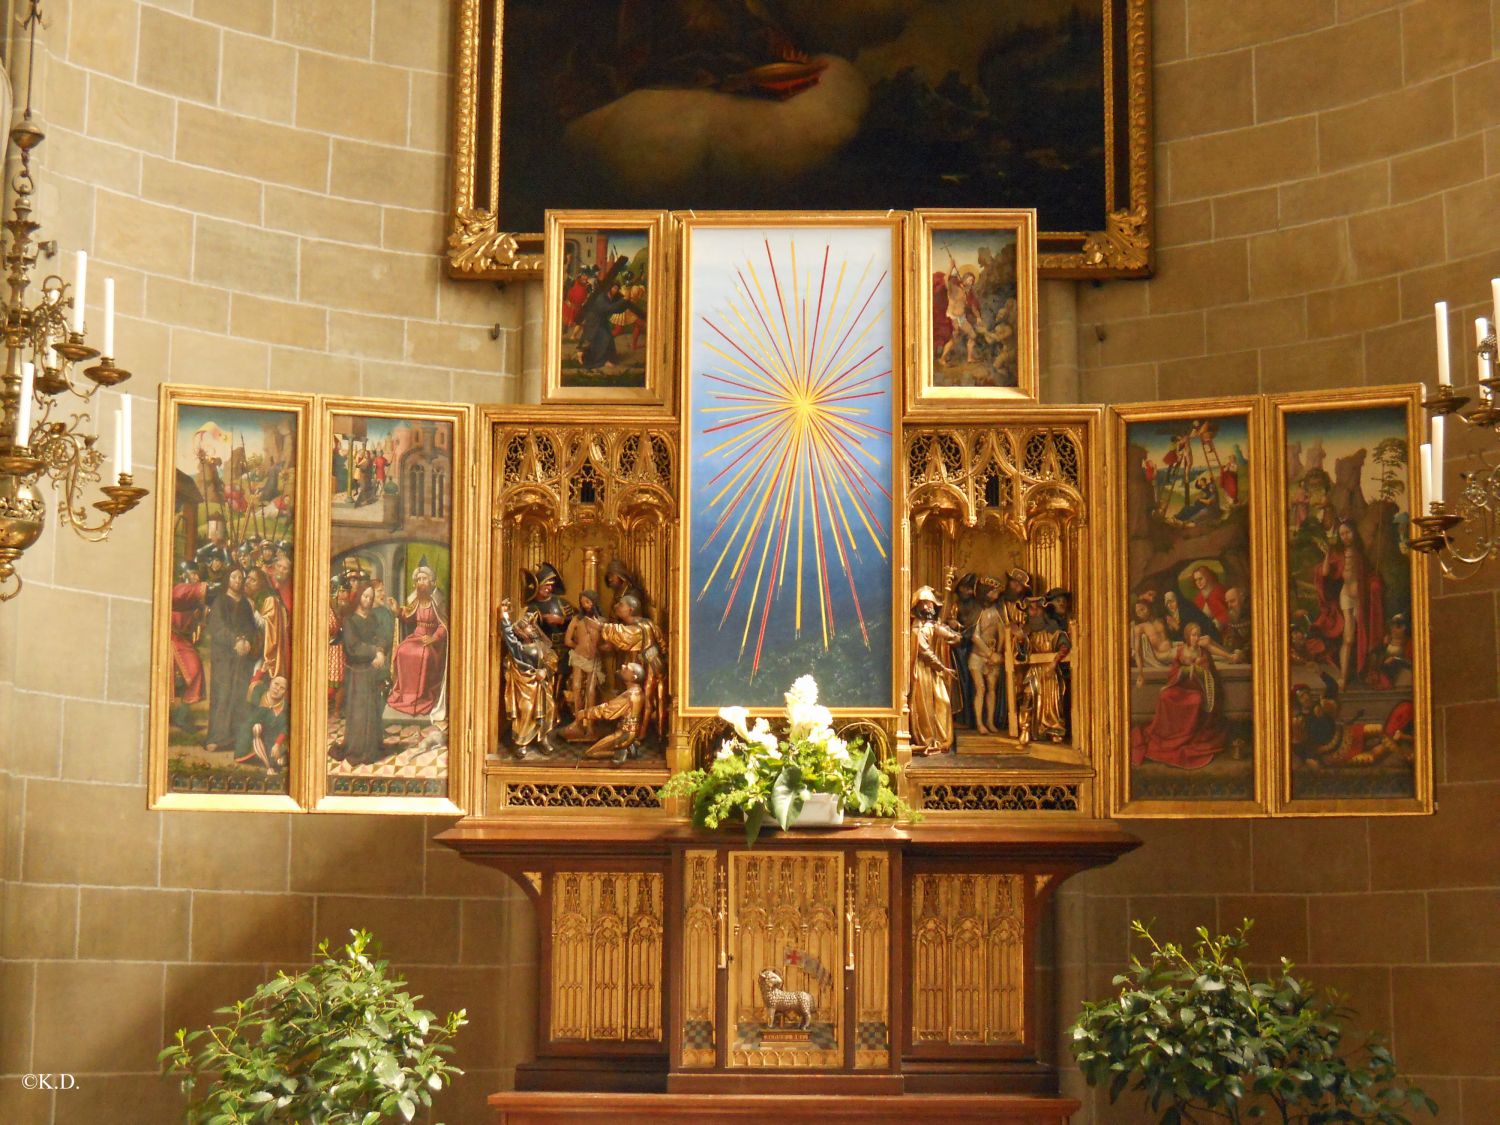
170;561;207;707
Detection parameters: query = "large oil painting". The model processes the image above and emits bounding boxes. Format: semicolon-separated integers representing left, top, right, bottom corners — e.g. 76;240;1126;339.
1279;396;1425;808
682;217;901;711
153;391;307;808
449;0;1152;278
1119;406;1260;810
323;409;458;804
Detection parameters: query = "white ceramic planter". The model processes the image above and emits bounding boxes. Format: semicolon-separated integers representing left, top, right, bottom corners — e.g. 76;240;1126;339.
789;792;845;827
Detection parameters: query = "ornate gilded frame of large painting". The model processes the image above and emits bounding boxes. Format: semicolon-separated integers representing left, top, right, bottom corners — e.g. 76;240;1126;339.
1267;385;1432;817
446;0;1154;281
1107;398;1272;818
677;212;906;719
308;398;478;816
542;209;673;408
909;209;1039;410
149;386;315;812
478;405;681;817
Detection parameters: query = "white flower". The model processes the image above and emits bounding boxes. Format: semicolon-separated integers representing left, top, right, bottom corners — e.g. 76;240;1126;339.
751;729;780;755
808;725;832;746
828;736;850;762
715;739;736;761
787;700;833;741
785;674;819;709
718;705;752;738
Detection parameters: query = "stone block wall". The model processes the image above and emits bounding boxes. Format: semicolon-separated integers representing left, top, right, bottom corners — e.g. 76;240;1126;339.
1058;2;1500;1121
1;2;1496;1123
0;2;533;1122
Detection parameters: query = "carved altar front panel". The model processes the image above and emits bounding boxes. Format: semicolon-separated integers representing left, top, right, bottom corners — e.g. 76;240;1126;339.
678;849;720;1068
853;850;892;1069
727;851;845;1069
550;870;664;1044
909;873;1025;1048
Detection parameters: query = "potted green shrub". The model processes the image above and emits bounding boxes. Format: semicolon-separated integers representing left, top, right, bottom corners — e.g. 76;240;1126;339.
659;674;912;844
161;929;466;1124
1069;920;1436;1124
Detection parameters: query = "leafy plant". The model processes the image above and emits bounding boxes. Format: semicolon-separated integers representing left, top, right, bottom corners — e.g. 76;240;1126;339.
161;929;466;1124
659;674;914;844
1070;920;1435;1124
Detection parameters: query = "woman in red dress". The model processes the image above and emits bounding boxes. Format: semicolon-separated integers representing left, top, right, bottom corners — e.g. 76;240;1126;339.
387;565;449;719
1130;623;1233;770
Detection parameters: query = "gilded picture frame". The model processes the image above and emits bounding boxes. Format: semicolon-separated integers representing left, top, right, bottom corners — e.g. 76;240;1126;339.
909;208;1039;411
149;385;315;812
1267;385;1432;817
308;398;477;816
676;211;907;718
1107;397;1272;818
542;209;672;408
445;0;1154;282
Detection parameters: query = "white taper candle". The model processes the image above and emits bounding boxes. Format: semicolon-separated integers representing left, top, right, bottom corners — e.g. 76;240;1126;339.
112;408;123;482
1434;301;1451;386
71;251;87;334
1419;443;1433;512
15;361;34;445
103;277;115;359
1479;317;1495;400
1431;413;1445;506
121;393;132;475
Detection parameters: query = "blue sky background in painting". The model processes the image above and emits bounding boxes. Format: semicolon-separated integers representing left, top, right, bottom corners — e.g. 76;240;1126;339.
685;225;896;709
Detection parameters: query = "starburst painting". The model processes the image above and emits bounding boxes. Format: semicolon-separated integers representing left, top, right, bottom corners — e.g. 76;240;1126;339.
684;222;898;709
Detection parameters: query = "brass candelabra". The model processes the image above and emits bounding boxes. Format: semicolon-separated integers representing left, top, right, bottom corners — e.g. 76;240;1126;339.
0;0;144;601
1411;319;1500;578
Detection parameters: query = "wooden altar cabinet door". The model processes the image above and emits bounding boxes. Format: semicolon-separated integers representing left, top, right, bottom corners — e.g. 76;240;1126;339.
666;838;903;1093
518;860;671;1093
901;856;1052;1095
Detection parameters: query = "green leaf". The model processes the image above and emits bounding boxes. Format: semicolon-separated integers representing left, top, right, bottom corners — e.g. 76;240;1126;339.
743;802;767;847
770;765;805;830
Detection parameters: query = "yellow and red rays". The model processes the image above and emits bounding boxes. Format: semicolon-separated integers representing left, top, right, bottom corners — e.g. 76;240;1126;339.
695;236;892;681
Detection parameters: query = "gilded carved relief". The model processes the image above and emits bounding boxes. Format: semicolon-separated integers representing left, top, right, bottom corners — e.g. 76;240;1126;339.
550;871;663;1043
911;873;1025;1047
486;415;678;781
905;420;1093;766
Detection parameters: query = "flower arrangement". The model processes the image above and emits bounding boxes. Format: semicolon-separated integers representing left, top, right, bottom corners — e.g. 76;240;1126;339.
659;675;911;844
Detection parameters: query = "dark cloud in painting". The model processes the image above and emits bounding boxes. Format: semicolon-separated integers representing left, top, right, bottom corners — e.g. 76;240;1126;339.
499;0;1106;232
